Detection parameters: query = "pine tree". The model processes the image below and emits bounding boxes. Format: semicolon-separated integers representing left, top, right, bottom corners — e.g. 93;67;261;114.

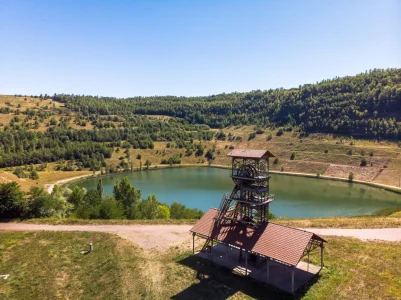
97;179;104;198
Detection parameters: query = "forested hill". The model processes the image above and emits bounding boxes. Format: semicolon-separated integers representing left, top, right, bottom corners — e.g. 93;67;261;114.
55;68;401;139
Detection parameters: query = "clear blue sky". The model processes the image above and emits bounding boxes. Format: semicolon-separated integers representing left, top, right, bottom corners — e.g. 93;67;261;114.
0;0;400;97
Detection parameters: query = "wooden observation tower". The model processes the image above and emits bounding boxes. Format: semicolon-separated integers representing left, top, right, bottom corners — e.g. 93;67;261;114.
191;149;326;293
215;149;275;227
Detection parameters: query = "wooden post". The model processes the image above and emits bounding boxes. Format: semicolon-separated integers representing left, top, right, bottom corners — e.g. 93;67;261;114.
307;251;310;272
192;233;195;254
320;244;324;268
245;250;248;276
211;239;213;261
291;268;295;293
266;259;270;282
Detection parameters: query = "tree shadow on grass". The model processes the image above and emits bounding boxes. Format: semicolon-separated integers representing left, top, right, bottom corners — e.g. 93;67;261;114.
172;255;303;300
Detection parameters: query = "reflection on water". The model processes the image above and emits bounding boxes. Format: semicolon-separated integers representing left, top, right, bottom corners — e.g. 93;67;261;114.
74;167;401;218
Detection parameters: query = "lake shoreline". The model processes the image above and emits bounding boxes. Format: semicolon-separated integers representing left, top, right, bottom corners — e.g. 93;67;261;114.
53;163;401;196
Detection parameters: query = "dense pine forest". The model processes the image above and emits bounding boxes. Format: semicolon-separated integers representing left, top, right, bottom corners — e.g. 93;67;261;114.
55;68;401;138
0;114;213;168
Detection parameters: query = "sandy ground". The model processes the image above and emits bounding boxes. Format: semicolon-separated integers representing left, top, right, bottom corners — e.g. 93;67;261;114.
1;224;401;250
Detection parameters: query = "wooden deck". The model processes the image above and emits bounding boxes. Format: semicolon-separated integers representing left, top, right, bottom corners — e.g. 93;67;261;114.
196;243;321;294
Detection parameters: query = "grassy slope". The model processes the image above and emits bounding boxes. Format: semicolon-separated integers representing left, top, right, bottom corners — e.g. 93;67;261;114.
0;231;400;299
1;94;401;192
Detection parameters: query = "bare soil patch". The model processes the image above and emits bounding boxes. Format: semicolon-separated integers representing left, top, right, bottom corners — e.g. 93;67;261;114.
323;164;381;181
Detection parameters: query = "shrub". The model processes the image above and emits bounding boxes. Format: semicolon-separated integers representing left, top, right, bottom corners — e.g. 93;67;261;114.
267;134;272;141
268;211;276;220
248;132;256;141
290;152;295;160
215;131;227;141
369;151;374;157
273;158;279;164
13;167;28;179
136;153;142;160
29;170;39;180
324;149;328;154
205;149;214;160
347;149;353;156
161;154;181;165
360;157;367;167
229;145;235;149
348;172;354;182
276;128;284;136
255;129;264;134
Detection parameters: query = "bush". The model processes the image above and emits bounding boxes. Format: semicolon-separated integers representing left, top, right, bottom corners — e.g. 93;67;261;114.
268;211;276;220
267;134;272;141
161;154;181;165
255;129;264;134
170;201;204;219
205;149;214;160
273;158;279;164
215;131;227;141
347;149;353;156
290;152;295;160
360;157;367;166
324;149;328;154
98;197;125;219
13;167;28;179
348;172;354;182
0;182;26;219
248;132;256;141
369;151;374;157
136;153;142;160
229;145;234;149
276;128;284;136
29;169;39;180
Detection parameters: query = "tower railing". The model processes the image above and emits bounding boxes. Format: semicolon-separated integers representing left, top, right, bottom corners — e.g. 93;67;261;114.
230;168;270;179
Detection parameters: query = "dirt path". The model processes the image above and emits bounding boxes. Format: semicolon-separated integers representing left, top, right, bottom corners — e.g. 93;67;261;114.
45;174;94;194
301;228;401;242
1;224;401;249
0;223;194;249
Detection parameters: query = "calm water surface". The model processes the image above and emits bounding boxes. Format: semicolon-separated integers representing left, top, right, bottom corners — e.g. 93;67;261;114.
74;167;401;218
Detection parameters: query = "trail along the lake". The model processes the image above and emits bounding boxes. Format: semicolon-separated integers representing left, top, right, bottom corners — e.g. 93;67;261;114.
0;224;401;249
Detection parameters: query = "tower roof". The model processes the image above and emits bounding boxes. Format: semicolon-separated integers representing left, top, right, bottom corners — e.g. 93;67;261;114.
227;149;275;159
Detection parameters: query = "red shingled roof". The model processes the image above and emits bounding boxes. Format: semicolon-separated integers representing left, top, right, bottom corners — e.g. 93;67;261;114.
227;149;275;158
190;209;325;267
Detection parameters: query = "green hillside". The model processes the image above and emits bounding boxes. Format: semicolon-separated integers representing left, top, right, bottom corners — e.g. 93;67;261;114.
56;68;401;138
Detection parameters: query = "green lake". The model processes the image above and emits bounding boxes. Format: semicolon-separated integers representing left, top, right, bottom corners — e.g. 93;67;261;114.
74;167;401;218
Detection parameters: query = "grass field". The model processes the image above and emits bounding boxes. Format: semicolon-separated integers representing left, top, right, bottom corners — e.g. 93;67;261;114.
0;231;400;299
0;164;92;192
17;214;401;228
